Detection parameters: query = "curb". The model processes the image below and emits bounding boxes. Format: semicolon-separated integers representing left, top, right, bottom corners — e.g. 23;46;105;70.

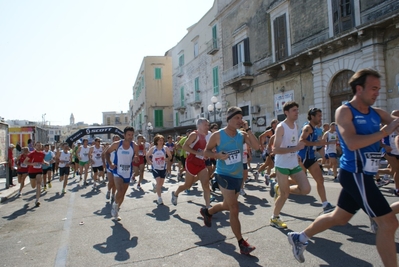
0;187;18;203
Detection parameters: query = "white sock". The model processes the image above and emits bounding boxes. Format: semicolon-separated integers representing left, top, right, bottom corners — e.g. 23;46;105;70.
322;201;329;208
299;231;309;243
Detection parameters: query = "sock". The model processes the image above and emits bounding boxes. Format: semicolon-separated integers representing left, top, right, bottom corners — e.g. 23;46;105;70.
272;215;279;219
322;201;329;208
299;231;309;243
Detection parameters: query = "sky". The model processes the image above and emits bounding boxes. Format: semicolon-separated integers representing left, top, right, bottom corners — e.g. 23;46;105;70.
0;0;215;126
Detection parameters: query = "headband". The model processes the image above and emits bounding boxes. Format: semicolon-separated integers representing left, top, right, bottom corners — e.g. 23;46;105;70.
227;110;242;122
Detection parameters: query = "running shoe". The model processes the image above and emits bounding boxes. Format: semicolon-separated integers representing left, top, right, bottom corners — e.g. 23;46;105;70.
48;182;52;188
111;202;118;219
239;239;256;255
270;216;287;229
264;174;270;186
240;188;247;196
253;172;259;182
16;192;21;197
137;184;141;190
106;191;110;200
185;189;190;194
376;179;390;187
61;189;66;194
200;208;212;227
287;232;308;263
157;197;164;205
152;183;156;193
393;189;399;197
171;191;178;206
43;185;47;191
269;179;276;198
369;216;378;234
92;182;97;189
35;200;41;207
323;203;335;214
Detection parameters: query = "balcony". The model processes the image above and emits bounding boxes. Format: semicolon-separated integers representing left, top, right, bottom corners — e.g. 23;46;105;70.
206;38;220;55
176;66;184;77
222;62;254;91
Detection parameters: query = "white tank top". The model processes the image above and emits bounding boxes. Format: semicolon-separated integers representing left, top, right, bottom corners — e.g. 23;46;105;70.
59;151;71;168
91;146;103;167
152;147;166;170
114;141;135;179
243;143;248;164
79;146;90;162
325;131;337;154
274;122;300;169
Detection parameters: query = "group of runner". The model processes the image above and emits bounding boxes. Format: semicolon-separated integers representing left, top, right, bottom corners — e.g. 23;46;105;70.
9;68;399;264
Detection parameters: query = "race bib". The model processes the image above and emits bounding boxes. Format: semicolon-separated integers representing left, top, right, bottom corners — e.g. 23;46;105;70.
34;163;42;169
139;150;144;156
224;150;241;165
21;163;28;168
364;152;381;173
196;149;204;160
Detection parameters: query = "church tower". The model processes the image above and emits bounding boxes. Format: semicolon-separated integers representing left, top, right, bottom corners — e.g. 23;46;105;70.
70;113;75;125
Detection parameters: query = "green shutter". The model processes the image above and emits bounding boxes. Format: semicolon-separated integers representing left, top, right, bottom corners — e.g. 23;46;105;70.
194;77;200;102
213;67;219;95
155;68;161;79
180;87;184;106
175;112;179;127
179;55;184;66
212;25;217;48
155;110;163;127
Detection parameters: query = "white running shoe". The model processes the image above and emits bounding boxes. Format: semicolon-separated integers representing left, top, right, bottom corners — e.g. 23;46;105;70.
111;202;119;219
157;197;163;205
171;191;178;206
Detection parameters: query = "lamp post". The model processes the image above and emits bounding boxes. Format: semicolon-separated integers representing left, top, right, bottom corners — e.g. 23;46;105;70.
207;96;222;122
147;122;153;141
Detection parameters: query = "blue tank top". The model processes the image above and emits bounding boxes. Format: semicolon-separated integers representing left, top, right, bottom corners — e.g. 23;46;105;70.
215;129;244;179
298;123;318;160
338;103;381;175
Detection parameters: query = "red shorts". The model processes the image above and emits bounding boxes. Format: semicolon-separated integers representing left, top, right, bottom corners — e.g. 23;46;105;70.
186;159;206;176
133;156;145;167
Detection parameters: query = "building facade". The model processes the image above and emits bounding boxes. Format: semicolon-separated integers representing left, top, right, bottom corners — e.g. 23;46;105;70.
131;56;173;140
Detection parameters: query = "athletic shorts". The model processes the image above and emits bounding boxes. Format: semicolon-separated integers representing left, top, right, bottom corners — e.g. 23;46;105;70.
316;146;323;151
181;157;187;168
92;166;104;173
79;161;89;166
387;153;399;160
59;167;70;177
29;173;42;179
205;159;216;166
74;158;79;164
275;165;303;176
215;174;242;193
337;169;392;217
133;156;145;167
301;158;317;169
243;163;248;170
42;168;52;175
325;153;337;159
152;169;166;179
17;171;28;175
113;173;130;184
186;159;206;176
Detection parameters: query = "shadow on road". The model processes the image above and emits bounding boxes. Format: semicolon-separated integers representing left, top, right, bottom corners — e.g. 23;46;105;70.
2;203;35;220
93;221;138;261
44;192;65;202
146;205;176;221
93;202;112;219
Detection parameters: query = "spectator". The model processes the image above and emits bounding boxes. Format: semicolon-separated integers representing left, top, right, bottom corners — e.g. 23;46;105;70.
8;144;15;187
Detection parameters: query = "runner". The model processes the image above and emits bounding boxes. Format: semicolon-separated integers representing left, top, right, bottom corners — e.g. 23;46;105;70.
105;126;139;221
171;119;211;207
322;122;338;180
16;147;29;197
269;101;310;229
175;130;192;180
57;142;72;194
201;107;259;255
103;135;121;203
42;144;55;190
240;128;251;196
165;135;175;179
133;135;146;190
77;139;90;185
24;142;48;207
89;137;105;189
51;144;58;179
288;69;399;266
147;134;172;205
72;141;81;178
297;108;335;214
206;124;219;191
258;119;278;183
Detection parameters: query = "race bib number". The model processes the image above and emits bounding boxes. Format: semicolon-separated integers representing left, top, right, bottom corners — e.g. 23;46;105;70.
224;150;241;165
34;163;42;169
21;163;28;168
196;149;204;160
119;164;131;172
139;151;144;156
364;152;381;173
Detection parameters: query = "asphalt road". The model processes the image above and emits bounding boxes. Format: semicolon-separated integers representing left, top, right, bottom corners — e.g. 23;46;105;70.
0;167;398;267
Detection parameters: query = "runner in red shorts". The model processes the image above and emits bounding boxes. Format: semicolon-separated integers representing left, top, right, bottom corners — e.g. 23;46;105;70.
171;118;211;207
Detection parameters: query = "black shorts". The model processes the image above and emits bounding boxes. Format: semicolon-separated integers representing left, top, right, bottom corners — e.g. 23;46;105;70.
29;173;42;179
74;158;79;164
92;166;104;173
302;158;317;169
215;174;242;194
59;167;70;177
42;168;51;175
337;169;392;217
152;169;166;179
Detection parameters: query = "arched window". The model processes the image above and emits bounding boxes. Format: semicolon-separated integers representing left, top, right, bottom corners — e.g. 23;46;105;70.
330;70;354;121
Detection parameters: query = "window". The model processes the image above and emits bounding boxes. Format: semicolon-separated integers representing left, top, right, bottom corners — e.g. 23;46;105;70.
212;25;218;49
194;77;200;101
175;112;179;127
212;67;219;95
115;117;120;124
273;14;288;61
106;117;110;125
154;110;163;127
180;86;185;106
232;38;250;66
179;54;184;66
124;116;128;124
155;68;162;79
241;105;249;116
194;42;199;58
332;0;354;34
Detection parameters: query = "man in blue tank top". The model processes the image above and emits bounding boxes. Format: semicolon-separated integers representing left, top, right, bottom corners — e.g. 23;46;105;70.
288;69;399;266
202;107;259;255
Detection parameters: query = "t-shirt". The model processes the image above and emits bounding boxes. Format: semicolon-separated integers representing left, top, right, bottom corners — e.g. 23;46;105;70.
27;150;45;174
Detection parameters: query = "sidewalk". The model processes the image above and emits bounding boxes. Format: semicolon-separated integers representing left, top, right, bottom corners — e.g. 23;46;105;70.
0;176;26;203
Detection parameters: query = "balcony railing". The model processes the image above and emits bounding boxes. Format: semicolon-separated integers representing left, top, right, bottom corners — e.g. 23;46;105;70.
176;66;184;77
222;62;253;84
206;38;220;55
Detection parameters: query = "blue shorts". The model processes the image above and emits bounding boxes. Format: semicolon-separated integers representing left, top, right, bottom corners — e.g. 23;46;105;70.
152;169;166;179
113;173;130;184
325;153;337;159
243;163;248;170
215;174;242;193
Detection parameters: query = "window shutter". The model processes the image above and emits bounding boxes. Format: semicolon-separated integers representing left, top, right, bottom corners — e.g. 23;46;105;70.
232;44;238;66
274;14;288;61
155;110;163;127
213;67;219;95
212;25;217;48
180;87;184;106
244;37;250;63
